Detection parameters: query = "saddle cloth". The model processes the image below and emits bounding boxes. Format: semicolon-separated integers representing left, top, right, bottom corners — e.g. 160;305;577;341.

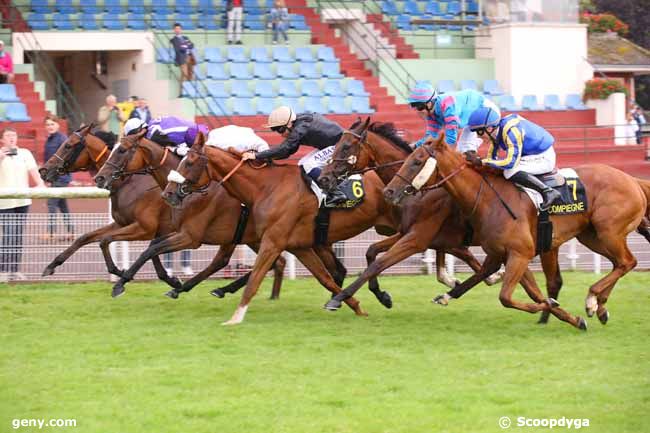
309;174;365;209
520;168;588;215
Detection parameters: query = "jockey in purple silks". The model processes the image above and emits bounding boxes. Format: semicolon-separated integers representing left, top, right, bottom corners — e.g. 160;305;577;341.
123;116;208;156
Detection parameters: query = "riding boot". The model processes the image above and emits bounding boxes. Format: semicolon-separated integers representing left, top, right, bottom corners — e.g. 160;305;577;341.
324;186;348;208
509;171;561;211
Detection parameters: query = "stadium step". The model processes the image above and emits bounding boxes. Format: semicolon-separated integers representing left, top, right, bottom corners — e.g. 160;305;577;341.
367;14;419;59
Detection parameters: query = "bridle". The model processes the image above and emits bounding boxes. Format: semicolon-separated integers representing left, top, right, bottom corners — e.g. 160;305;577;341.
175;148;211;199
330;129;404;180
105;138;170;182
52;130;108;175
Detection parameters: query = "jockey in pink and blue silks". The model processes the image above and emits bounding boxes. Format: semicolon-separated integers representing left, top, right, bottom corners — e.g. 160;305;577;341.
407;81;501;154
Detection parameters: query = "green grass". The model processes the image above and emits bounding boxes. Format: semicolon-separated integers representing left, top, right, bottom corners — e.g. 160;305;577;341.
2;272;649;433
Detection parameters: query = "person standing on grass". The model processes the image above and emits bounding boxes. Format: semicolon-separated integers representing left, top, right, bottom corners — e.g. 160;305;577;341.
43;115;74;243
0;127;45;282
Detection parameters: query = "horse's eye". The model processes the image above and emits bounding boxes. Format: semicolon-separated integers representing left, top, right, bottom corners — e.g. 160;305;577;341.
65;143;72;149
413;159;423;166
118;148;126;154
186;160;193;167
342;144;351;151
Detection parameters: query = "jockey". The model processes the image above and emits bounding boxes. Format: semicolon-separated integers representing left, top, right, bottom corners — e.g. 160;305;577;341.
407;81;500;155
467;107;561;211
123;116;208;156
241;106;348;206
205;124;270;153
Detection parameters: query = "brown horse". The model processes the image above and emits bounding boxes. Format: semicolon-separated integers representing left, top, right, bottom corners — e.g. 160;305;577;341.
94;130;292;299
384;134;650;329
318;118;504;308
162;132;400;324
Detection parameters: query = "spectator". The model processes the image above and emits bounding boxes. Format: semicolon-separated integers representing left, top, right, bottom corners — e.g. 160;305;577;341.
226;0;244;45
117;96;137;122
0;127;45;282
632;104;646;145
129;97;152;124
170;23;195;97
97;94;126;137
269;0;289;45
43;115;74;243
625;111;639;145
0;41;13;84
164;251;193;277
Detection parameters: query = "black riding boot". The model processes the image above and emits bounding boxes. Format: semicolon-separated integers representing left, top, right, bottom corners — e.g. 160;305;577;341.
324;186;348;207
509;171;561;211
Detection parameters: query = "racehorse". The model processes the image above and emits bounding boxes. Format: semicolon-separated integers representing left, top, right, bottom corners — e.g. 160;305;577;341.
162;131;400;324
94;130;294;299
383;134;650;329
318;118;505;307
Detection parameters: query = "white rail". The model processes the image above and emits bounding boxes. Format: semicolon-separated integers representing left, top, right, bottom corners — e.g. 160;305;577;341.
0;187;109;199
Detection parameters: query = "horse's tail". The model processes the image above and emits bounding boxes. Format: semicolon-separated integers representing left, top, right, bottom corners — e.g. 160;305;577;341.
635;178;650;243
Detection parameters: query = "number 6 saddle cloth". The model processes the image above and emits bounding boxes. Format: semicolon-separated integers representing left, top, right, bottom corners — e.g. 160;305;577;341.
518;168;588;215
308;174;365;210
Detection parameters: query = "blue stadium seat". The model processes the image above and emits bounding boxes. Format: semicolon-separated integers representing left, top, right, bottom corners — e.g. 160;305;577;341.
278;81;300;97
103;14;125;30
396;15;413;30
447;1;461;14
208;99;231;116
151;0;172;15
483;79;503;96
104;0;124;12
460;79;477;91
80;13;100;29
127;13;147;30
182;82;204;98
244;16;265;30
443;13;461;30
466;1;479;13
277;97;301;111
417;15;440;31
175;14;196;29
204;47;225;63
404;1;421;15
53;13;75;30
150;13;171;29
521;95;542;110
193;66;206;81
317;46;337;63
56;0;75;13
233;98;256;116
156;47;174;63
207;63;229;79
251;47;271;63
328;97;352;114
301;80;323;97
227;46;248;63
351;97;374;113
0;85;20;102
304;97;327;114
277;63;299;79
437;80;455;94
544;94;566;110
381;1;399;15
425;1;442;15
321;62;343;78
5;103;31;122
347;80;369;97
207;81;229;98
295;47;316;63
323;80;345;97
289;14;308;30
230;63;253;79
253;63;276;79
256;97;275;115
232;81;254;97
175;0;192;13
31;0;50;13
272;46;293;62
565;94;588;110
28;14;50;30
497;95;520;111
127;0;145;13
199;0;221;13
255;81;275;97
300;63;321;79
198;15;220;29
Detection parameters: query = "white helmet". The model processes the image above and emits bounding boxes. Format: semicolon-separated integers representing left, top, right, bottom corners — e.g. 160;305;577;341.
124;118;146;136
264;106;296;129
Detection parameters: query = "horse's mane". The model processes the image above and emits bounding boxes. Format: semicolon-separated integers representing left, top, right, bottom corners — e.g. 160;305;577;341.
349;119;412;155
90;130;118;149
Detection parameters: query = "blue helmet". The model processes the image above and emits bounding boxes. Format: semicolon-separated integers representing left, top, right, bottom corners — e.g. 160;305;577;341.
407;81;437;104
468;107;500;131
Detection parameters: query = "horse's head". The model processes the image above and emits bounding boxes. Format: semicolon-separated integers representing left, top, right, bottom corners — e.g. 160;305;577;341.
162;131;210;208
318;117;371;192
95;129;147;190
39;123;100;182
383;133;455;206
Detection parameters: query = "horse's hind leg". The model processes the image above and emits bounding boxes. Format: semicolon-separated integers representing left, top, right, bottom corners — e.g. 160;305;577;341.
435;254;502;305
151;254;183;291
269;254;286;300
538;247;563;324
314;245;347;288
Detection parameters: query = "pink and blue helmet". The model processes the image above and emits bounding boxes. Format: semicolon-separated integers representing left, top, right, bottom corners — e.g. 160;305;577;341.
407;81;437;104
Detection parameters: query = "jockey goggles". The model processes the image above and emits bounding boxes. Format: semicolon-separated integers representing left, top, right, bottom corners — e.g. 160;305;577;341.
270;125;288;133
410;99;432;111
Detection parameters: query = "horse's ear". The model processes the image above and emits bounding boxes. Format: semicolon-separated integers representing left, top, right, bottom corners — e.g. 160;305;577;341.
80;123;92;135
195;131;206;148
430;131;446;151
135;128;147;140
362;116;371;131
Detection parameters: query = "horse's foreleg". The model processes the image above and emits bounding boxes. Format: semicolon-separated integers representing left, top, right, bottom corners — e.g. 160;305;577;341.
435;248;460;289
151;254;183;291
269;254;286;300
538;247;562;324
42;222;121;277
434;254;502;306
365;233;401;306
446;246;503;286
314;245;347;288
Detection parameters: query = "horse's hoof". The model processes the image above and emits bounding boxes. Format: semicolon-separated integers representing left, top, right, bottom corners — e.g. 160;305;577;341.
577;317;588;331
324;299;342;311
210;288;225;298
585;294;598;317
598;310;609;325
377;291;393;309
41;266;55;277
164;290;179;299
537;312;550;325
546;298;560;308
268;295;279;301
170;277;183;290
112;284;125;298
432;294;449;306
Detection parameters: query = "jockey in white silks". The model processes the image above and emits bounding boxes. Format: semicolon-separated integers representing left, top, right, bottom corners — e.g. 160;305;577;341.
205;124;270;153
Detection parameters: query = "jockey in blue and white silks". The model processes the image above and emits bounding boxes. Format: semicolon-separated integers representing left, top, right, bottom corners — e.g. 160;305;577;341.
123;116;209;156
467;108;561;210
407;81;500;153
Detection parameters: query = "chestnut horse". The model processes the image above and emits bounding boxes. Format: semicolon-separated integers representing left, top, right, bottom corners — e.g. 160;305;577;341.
94;130;290;299
162;132;400;324
318;119;504;307
384;135;650;329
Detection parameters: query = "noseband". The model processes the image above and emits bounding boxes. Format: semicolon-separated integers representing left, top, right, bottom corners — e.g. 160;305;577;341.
176;149;210;199
106;140;170;181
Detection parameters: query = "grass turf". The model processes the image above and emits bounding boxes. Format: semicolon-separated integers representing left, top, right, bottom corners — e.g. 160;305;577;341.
1;272;649;433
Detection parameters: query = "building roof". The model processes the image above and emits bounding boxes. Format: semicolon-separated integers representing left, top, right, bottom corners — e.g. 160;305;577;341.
588;33;650;74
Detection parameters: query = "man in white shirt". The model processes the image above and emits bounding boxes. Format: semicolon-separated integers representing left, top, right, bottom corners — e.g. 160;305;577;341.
0;127;45;282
